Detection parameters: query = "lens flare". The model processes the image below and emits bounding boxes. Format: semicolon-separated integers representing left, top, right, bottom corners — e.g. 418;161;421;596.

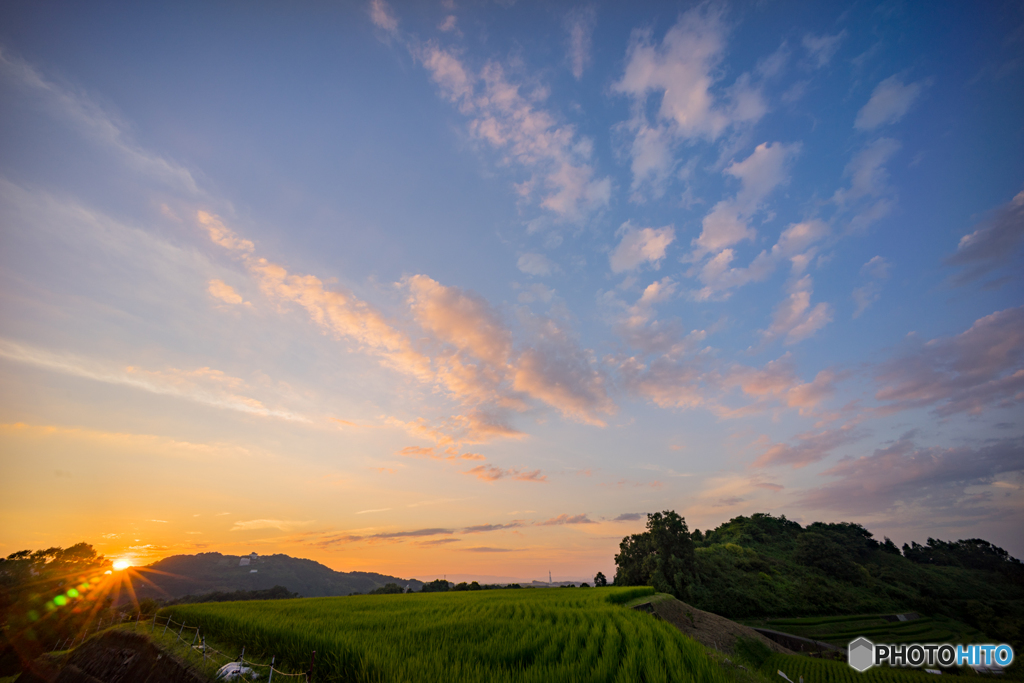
112;559;131;571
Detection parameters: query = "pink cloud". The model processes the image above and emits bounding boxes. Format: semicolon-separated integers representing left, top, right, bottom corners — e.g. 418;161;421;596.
753;422;867;468
874;307;1024;416
465;465;546;483
800;435;1024;516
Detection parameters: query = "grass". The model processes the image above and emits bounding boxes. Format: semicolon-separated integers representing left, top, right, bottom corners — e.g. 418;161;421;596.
157;586;729;683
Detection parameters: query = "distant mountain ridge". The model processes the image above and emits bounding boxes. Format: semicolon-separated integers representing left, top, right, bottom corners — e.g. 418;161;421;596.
130;552;422;601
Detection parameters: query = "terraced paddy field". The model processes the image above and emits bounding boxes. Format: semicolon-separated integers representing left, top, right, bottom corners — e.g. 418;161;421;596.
159;586;729;683
738;614;989;648
762;653;947;683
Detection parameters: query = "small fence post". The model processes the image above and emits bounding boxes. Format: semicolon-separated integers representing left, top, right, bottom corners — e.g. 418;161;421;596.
203;637;207;664
189;629;198;655
268;655;275;683
178;621;186;641
239;646;245;662
307;650;316;683
162;616;169;635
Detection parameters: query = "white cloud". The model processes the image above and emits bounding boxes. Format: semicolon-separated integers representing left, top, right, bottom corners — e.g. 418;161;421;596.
612;6;767;198
855;75;928;130
609;222;675;273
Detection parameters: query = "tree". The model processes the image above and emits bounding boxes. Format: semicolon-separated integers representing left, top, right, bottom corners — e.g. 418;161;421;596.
368;583;404;595
0;544;112;668
420;579;450;593
593;572;607;587
613;511;695;599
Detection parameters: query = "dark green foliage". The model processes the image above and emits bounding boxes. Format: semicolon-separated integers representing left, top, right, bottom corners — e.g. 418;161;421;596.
168;584;299;604
594;571;607;587
613;511;695;600
733;635;772;667
369;582;405;595
681;512;1024;655
794;532;860;582
420;578;451;592
903;538;1024;577
0;543;112;670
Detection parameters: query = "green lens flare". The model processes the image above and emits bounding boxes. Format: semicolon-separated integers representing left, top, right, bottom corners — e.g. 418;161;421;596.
66;589;80;598
53;595;67;607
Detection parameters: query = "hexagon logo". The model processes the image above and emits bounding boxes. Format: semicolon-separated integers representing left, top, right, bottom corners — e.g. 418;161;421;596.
848;637;875;672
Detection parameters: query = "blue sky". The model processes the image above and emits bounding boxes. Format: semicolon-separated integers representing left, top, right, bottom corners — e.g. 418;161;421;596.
0;0;1022;580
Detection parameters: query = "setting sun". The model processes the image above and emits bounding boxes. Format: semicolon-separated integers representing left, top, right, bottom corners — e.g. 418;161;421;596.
112;559;132;571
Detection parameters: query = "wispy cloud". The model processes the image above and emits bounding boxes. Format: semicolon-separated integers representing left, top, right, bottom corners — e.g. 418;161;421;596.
537;513;595;525
753;422;868;468
412;42;610;222
231;519;314;532
564;7;596;80
0;339;309;422
852;256;891;318
874;307;1024;416
800;435;1024;516
855;74;929;130
465;465;546;483
461;521;523;533
0;47;199;194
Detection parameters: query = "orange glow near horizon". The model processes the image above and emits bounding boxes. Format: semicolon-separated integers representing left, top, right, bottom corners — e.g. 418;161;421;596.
112;559;132;571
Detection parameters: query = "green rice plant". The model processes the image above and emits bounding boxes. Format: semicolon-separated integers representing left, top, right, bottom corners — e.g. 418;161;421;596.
159;586;716;683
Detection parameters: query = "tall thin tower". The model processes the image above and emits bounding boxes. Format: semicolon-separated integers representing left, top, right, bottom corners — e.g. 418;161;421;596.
549;570;552;584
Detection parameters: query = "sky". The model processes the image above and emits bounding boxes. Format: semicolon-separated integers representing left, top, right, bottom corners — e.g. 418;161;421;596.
0;0;1022;584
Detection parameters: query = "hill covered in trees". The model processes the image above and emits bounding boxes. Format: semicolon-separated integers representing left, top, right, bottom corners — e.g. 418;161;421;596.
614;512;1024;650
129;552;423;601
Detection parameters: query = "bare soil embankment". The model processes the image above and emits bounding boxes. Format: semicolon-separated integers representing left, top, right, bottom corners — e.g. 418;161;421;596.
631;594;795;656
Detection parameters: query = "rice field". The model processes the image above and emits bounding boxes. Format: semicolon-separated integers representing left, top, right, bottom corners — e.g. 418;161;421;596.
159;587;729;683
